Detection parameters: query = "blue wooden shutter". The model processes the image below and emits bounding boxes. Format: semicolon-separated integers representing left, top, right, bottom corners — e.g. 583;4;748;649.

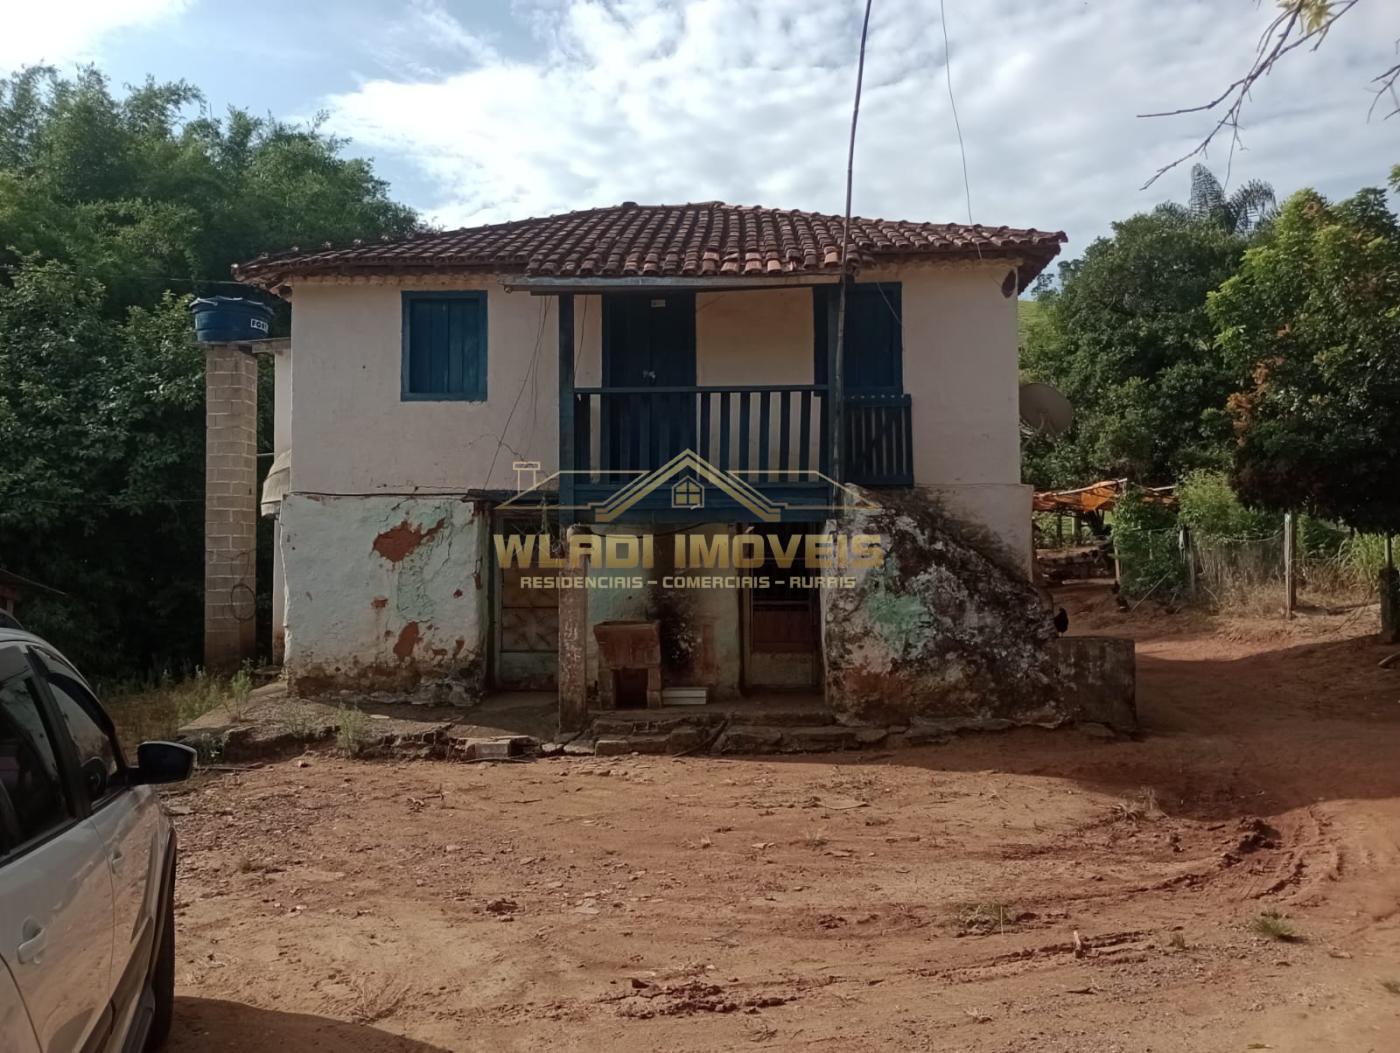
402;292;487;400
812;283;902;393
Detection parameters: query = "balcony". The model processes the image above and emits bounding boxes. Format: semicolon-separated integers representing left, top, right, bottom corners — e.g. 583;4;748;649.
564;384;912;522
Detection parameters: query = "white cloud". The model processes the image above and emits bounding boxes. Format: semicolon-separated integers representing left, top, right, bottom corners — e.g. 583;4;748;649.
325;0;1400;251
0;0;190;74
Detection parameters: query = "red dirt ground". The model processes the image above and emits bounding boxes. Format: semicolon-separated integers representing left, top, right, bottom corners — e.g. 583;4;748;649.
164;585;1400;1051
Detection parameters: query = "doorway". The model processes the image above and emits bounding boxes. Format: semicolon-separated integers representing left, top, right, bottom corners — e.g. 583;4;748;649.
743;524;821;690
601;292;697;473
492;516;559;690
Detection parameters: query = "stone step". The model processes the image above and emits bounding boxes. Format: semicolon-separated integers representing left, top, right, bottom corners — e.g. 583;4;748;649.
737;708;836;728
590;712;724;736
589;706;834;735
714;724;885;754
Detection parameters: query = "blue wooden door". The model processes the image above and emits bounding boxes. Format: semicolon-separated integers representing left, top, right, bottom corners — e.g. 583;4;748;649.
602;293;696;473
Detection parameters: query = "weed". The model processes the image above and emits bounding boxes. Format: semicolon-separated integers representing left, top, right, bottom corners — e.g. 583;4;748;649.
1380;979;1400;996
347;973;409;1023
278;706;323;740
1250;910;1299;942
1167;930;1188;950
956;901;1016;936
336;705;371;756
795;829;829;849
224;663;255;723
1112;787;1161;824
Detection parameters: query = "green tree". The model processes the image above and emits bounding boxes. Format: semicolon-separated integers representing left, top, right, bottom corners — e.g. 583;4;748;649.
1207;176;1400;533
0;66;419;674
1021;206;1247;488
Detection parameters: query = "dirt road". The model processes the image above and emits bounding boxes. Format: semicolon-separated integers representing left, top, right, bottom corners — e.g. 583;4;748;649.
164;587;1400;1051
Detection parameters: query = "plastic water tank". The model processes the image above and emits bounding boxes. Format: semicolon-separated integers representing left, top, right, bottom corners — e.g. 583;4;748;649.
190;296;275;343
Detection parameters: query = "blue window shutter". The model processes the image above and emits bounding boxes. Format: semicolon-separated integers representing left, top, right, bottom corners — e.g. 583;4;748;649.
401;292;488;400
811;283;902;394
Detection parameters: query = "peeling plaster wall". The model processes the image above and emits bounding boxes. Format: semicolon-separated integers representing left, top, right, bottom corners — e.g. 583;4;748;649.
280;494;489;695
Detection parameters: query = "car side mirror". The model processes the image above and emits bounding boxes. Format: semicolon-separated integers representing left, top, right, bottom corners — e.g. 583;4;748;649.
135;741;197;784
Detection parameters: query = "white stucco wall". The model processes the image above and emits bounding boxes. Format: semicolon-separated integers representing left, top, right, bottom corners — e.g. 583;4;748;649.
696;287;813;385
870;260;1032;568
279;493;489;693
289;277;581;494
271;345;291;659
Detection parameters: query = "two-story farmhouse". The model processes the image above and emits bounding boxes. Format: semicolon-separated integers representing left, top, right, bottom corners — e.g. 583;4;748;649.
227;202;1130;739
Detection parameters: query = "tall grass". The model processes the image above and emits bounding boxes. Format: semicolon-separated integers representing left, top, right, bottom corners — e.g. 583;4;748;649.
99;669;244;751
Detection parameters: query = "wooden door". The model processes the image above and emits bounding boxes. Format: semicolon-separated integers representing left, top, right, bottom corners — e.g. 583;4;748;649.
494;521;559;690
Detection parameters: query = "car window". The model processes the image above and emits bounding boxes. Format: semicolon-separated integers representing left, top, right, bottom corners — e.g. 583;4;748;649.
0;666;73;854
44;673;123;806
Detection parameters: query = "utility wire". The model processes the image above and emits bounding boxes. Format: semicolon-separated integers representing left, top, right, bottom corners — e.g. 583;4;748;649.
833;0;875;487
940;0;975;228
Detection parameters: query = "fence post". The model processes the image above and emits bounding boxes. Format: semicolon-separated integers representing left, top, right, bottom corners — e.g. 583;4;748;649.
1283;512;1297;619
1179;524;1195;598
1381;534;1399;644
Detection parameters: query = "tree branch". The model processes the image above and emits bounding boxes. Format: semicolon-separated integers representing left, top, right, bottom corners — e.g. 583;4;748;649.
1138;1;1364;190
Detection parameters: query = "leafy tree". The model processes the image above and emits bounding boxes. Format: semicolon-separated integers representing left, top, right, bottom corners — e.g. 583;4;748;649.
1207;176;1400;533
0;67;417;312
1021;205;1248;488
0;66;419;674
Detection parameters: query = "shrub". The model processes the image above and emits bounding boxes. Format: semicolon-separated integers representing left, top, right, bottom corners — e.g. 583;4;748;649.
1112;488;1184;600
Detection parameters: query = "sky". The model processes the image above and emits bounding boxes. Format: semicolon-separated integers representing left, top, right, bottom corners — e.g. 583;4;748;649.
4;0;1398;255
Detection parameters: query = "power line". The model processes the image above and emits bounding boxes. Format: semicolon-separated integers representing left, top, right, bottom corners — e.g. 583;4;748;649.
940;0;975;228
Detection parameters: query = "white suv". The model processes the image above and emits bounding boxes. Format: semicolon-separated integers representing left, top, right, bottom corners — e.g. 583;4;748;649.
0;627;194;1052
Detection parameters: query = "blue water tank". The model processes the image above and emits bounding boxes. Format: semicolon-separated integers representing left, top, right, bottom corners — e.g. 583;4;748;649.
190;296;275;343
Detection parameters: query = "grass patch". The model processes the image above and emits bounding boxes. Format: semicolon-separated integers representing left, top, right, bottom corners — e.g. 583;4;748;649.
278;705;325;740
955;901;1016;936
1250;910;1299;942
102;669;232;749
336;705;371;757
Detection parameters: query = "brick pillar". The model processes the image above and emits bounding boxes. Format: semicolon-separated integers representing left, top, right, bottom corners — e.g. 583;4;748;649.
204;344;258;672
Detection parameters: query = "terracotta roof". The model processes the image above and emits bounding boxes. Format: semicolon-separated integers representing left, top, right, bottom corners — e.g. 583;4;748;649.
233;202;1065;289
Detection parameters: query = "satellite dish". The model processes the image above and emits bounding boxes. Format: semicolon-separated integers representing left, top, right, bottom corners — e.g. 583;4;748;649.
1019;382;1074;438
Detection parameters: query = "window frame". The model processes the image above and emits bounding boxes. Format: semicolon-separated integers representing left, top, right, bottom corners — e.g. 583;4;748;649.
400;290;489;402
0;645;84;864
30;648;130;813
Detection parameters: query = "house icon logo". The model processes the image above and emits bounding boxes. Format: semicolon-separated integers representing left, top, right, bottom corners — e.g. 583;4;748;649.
671;476;704;510
592;449;783;523
496;448;878;523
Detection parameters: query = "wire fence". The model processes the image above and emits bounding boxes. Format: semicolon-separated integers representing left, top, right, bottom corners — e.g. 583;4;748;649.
1038;513;1389;616
1111;522;1383;615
